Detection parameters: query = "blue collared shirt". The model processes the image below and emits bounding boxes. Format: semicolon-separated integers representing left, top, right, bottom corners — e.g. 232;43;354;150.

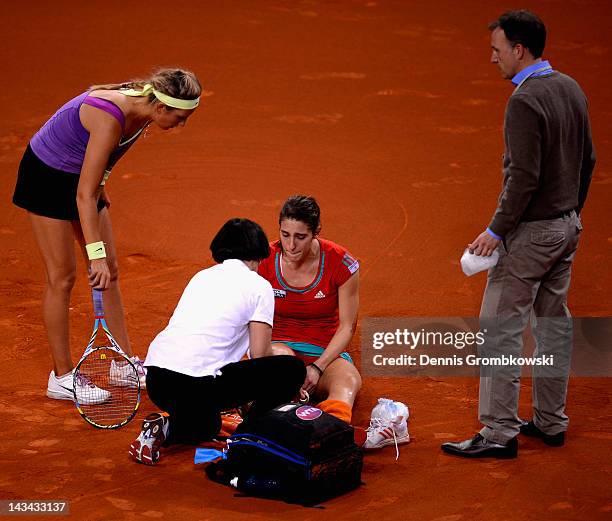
511;60;553;86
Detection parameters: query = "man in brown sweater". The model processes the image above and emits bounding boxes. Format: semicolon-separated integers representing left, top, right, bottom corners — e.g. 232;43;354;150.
442;10;595;458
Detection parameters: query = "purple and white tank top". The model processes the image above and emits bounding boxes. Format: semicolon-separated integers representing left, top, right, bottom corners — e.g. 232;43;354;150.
29;91;144;176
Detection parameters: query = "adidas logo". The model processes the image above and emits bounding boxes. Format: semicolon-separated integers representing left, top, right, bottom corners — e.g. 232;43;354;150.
314;291;326;299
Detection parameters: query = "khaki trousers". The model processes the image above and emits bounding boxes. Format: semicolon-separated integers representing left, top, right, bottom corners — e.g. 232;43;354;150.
478;211;582;444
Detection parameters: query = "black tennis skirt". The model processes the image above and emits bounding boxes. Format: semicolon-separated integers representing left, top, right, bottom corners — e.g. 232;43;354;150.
13;144;105;221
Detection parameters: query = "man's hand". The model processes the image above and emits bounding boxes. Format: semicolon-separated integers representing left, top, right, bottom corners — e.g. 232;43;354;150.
468;231;501;256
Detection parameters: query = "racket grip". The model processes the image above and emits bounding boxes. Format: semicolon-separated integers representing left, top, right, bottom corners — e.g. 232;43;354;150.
92;288;105;317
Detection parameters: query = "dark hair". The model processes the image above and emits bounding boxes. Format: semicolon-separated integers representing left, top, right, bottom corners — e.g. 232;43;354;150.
210;218;270;263
489;10;546;58
279;195;321;234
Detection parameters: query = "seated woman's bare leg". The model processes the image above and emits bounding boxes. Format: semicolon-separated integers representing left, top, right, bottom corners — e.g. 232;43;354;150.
314;358;362;423
266;342;296;357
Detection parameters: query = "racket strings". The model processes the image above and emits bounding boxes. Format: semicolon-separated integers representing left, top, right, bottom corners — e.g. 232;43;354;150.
75;347;139;428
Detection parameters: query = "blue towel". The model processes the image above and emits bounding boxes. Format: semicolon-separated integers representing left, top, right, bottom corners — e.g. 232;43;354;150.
194;448;226;464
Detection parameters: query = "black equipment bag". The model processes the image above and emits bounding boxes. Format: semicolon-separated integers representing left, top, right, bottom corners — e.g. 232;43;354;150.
206;403;363;505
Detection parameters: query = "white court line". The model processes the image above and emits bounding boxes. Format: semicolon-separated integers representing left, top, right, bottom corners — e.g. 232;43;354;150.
361;198;409;281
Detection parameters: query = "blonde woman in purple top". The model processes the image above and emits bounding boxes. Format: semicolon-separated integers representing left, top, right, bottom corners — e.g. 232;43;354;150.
13;68;201;404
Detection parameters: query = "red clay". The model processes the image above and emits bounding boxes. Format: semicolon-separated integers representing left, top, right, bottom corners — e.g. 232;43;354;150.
1;1;610;519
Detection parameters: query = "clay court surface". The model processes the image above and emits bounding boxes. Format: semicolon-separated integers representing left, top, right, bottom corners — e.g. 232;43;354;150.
1;1;611;519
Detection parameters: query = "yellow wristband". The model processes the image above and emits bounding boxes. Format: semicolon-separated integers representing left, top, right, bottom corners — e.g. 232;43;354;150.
86;241;106;260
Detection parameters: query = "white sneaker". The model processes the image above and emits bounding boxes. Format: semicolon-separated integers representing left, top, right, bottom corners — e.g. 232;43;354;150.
47;370;75;401
109;356;147;388
47;370;111;405
363;398;410;459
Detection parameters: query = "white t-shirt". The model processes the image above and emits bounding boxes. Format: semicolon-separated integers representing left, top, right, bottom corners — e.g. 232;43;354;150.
144;259;274;377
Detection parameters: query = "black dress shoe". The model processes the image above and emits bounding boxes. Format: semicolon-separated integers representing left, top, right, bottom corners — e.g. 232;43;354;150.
519;420;565;447
441;433;518;459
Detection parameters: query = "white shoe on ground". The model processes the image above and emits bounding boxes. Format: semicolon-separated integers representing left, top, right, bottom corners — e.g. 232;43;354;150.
363;398;410;459
109;356;147;388
47;370;111;405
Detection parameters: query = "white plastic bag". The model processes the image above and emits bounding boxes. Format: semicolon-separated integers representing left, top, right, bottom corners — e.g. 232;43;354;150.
371;398;409;422
460;248;500;276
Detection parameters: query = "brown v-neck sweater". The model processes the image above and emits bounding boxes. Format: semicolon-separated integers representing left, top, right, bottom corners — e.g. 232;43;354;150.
488;71;596;237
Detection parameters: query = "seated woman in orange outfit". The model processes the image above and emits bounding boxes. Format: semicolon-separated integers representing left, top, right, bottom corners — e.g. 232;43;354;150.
258;195;361;424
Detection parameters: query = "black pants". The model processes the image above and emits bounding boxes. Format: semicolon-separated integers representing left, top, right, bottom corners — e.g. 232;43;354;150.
146;356;305;445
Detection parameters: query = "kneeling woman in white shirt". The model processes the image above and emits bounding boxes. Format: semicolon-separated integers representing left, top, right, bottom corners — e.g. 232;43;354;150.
129;218;306;465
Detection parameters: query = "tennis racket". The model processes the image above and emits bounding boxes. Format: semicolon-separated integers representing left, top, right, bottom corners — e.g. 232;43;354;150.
73;288;140;429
